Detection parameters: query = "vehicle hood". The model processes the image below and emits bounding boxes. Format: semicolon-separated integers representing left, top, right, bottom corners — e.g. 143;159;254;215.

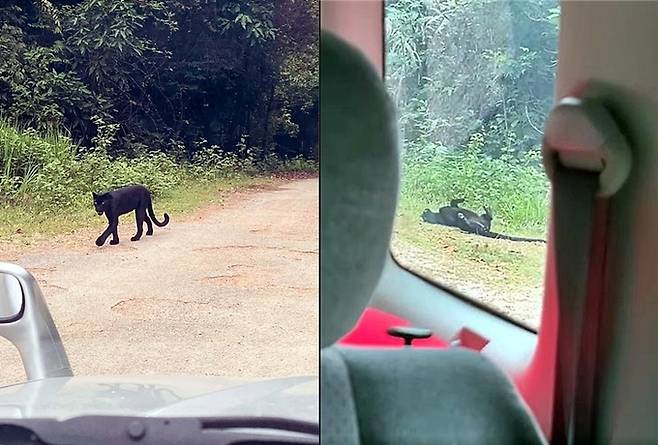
0;375;318;422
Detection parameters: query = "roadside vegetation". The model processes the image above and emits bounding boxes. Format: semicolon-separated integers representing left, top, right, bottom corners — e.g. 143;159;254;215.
0;120;316;243
397;133;549;237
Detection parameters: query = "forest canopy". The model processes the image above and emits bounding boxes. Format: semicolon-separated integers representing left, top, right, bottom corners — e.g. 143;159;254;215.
0;0;318;161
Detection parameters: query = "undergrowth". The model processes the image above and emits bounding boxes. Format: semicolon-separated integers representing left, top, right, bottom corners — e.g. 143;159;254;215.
398;133;549;236
0;121;316;242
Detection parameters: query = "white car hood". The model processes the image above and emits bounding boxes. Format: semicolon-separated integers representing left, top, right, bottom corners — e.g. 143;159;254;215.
0;375;318;423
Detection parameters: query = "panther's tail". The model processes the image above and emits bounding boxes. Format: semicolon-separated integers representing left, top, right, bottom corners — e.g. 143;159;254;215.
484;231;545;243
147;198;169;227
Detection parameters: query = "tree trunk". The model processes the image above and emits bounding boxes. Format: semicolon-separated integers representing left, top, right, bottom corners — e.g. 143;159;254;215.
263;81;276;150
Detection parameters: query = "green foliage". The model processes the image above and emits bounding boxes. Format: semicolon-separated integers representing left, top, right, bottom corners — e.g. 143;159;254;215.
0;120;177;207
213;1;277;44
0;120;74;199
386;0;558;157
190;145;257;179
0;0;318;161
386;0;558;233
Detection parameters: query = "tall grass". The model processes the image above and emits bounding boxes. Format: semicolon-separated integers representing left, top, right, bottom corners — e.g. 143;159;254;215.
0;121;316;213
0;121;76;201
399;133;550;236
0;121;186;209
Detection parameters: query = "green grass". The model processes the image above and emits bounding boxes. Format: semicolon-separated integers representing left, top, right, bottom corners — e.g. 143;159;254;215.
391;135;549;292
0;174;272;245
399;134;550;237
158;174;268;215
393;212;546;289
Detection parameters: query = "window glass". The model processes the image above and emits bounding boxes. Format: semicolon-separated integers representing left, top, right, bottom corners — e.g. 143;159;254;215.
385;0;559;329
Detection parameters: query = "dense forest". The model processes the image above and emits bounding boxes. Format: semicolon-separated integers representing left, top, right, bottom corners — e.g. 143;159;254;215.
388;0;558;159
0;0;318;159
0;0;317;212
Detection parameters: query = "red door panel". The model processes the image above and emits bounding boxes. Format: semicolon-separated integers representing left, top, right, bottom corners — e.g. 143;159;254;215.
338;306;448;348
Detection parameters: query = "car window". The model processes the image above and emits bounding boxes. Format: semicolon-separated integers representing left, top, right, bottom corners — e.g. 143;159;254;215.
385;0;559;329
0;1;318;388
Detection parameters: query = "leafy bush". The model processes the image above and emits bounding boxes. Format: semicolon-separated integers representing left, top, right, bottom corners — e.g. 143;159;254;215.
190;145;257;180
274;155;318;173
0;123;189;208
78;150;184;198
0;121;78;203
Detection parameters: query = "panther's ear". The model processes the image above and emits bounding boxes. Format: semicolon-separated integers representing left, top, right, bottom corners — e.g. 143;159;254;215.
92;192;98;198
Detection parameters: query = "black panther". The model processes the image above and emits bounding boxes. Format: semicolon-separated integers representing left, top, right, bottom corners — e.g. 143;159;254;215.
421;199;545;243
92;185;169;246
421;198;492;235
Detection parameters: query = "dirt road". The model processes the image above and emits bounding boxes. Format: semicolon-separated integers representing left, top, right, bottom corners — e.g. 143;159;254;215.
0;178;318;386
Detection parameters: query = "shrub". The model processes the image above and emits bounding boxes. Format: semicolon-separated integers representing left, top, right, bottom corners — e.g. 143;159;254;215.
0;123;191;209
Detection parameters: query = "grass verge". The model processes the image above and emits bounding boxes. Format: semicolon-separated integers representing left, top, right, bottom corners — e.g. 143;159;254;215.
0;174;273;247
393;212;546;289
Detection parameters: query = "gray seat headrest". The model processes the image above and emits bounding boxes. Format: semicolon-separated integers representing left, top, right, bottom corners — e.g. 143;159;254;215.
320;31;400;348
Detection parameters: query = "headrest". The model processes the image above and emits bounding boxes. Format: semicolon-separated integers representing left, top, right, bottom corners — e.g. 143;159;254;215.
320;31;400;348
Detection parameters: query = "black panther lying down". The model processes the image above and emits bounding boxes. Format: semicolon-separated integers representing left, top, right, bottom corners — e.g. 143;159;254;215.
421;199;545;243
421;198;492;235
92;185;169;246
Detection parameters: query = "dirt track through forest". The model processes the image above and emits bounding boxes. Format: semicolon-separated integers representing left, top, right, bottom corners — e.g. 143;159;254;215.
0;178;318;386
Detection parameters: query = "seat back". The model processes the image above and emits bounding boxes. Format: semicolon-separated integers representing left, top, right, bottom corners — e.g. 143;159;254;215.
319;30;399;349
